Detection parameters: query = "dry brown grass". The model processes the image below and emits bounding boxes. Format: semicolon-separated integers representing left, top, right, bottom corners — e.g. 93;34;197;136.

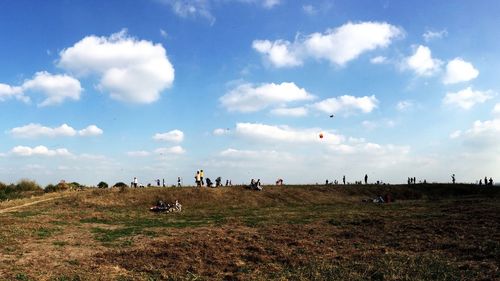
0;184;498;280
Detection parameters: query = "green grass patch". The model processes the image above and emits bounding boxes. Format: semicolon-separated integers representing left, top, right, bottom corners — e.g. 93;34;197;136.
11;211;41;218
14;273;32;281
52;241;68;247
79;217;112;224
91;227;141;243
36;227;59;239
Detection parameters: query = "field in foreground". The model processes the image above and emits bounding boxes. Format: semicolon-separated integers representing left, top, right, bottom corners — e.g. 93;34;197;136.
0;184;499;281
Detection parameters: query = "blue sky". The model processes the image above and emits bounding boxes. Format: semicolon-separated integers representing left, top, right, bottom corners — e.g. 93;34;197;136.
0;0;499;186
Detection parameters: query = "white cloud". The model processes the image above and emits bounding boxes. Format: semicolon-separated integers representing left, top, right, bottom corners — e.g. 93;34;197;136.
153;129;184;143
168;0;215;24
58;30;174;104
158;0;281;24
396;100;414;112
127;150;151;157
233;122;409;164
452;117;500;151
302;4;317;15
493;103;500;115
160;29;168;38
220;82;314;112
443;58;479;84
305;22;402;66
404;45;442;76
443;87;494;110
312;95;378;115
0;83;26;102
213;128;231;136
9;123;76;138
270;106;308;117
370;56;387;64
8;123;102;138
423;29;447;42
235;122;344;144
154;145;185;155
221;148;278;159
464;119;500;138
78;125;103;136
362;119;396;130
1;72;82;106
261;0;281;8
1;72;83;106
253;21;403;68
449;130;462;139
10;145;72;157
252;40;302;68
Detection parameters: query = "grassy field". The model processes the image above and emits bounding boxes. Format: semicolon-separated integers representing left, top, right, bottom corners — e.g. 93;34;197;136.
0;184;499;280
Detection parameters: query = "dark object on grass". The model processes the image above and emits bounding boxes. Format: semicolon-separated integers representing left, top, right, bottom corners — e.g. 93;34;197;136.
150;200;182;213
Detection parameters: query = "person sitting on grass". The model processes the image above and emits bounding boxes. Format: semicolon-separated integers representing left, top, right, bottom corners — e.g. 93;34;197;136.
206;178;213;188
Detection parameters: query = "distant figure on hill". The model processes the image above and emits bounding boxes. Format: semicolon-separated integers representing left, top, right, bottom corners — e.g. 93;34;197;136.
489;177;493;186
343;175;346;185
479;179;482;186
325;179;329;185
195;171;201;187
451;174;456;184
133;177;138;188
364;174;368;185
156;179;160;187
215;177;222;187
200;170;205;186
206;178;213;187
485;177;488;186
162;179;165;187
225;179;229;186
276;178;283;185
177;177;182;187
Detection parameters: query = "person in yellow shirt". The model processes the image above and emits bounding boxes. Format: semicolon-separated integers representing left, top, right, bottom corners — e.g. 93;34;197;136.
200;169;205;186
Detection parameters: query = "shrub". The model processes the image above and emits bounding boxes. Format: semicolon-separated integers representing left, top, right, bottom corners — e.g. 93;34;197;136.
69;182;83;189
16;179;42;192
113;182;128;188
44;184;57;193
97;181;109;189
45;182;70;193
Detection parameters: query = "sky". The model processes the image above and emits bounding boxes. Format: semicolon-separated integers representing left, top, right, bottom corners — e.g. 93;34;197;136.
0;0;499;186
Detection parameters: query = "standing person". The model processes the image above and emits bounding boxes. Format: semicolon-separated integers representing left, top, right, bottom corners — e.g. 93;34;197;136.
195;171;201;187
225;179;229;186
156;179;160;187
485;176;488;186
451;174;456;184
133;177;138;188
489;177;493;186
364;174;368;185
162;179;165;187
343;175;346;185
177;177;182;187
200;170;205;186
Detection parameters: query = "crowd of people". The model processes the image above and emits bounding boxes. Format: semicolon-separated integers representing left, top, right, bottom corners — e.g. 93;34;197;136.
194;170;232;188
128;173;495;189
479;177;494;186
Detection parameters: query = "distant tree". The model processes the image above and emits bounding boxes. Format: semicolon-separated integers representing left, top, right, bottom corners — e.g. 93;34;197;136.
97;181;109;189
